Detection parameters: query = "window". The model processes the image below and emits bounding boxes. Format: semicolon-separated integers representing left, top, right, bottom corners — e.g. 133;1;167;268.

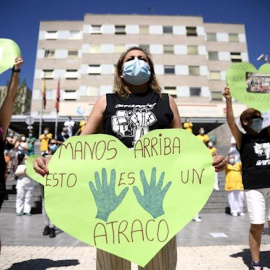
87;86;99;96
89;44;101;53
42;69;54;79
187;46;198;55
208;51;219;60
65;70;78;79
229;33;239;42
44;50;55;58
190;87;201;96
91;25;102;34
115;25;126;35
212;91;222;101
115;44;126;53
139;44;149;52
164;45;174;54
88;65;101;75
69;30;80;39
189;66;200;75
186;27;197;36
230;52;242;62
164;86;177;98
139;25;149;34
68;50;78;58
63;90;77;101
164;65;175;74
207;33;216;41
45;31;58;40
163;26;173;34
209;71;221;80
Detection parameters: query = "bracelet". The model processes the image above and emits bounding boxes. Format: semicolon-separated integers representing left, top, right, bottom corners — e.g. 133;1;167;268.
11;66;21;73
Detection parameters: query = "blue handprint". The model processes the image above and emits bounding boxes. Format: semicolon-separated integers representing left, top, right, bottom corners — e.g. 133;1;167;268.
89;168;129;222
133;167;172;219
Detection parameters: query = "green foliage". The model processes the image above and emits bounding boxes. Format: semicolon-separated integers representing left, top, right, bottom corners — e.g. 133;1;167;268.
0;78;31;115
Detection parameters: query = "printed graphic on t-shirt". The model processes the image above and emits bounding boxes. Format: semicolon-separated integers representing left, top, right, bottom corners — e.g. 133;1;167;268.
111;103;157;145
254;142;270;165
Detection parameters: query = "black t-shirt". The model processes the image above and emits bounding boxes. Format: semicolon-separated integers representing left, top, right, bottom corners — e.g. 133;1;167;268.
239;128;270;189
103;91;174;148
0;136;6;209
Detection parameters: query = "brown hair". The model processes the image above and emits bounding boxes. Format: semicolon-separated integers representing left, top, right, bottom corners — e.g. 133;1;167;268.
113;46;162;98
240;108;261;130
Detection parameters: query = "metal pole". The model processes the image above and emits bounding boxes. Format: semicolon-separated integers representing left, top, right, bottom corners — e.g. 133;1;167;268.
55;112;58;138
39;98;43;138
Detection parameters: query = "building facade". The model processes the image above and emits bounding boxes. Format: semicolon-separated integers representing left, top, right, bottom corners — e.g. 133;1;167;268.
31;14;248;133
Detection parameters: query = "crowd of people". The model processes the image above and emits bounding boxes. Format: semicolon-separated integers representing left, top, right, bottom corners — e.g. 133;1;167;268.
0;47;269;270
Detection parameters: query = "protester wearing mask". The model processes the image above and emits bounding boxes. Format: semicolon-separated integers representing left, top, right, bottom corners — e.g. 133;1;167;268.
206;140;219;191
39;128;52;157
183;118;193;133
223;87;270;270
48;139;58;154
228;136;241;163
26;130;36;156
225;155;244;217
34;47;227;270
15;156;36;216
5;131;17;174
197;127;210;143
57;127;69;144
14;134;28;172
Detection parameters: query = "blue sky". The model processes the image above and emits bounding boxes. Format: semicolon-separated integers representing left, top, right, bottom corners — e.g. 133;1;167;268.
0;0;269;89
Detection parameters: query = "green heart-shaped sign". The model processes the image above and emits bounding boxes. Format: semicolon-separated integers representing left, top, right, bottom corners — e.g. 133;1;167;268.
27;129;214;267
0;39;21;74
226;62;270;112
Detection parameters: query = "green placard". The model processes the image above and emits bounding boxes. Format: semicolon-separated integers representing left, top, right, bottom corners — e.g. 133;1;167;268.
0;39;21;74
226;62;270;112
27;129;214;267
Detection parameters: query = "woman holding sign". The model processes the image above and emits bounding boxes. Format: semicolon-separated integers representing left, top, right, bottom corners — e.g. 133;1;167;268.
223;87;270;270
34;47;226;270
0;57;23;254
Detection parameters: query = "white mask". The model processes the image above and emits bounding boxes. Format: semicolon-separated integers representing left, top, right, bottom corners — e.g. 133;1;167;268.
229;158;235;165
123;58;151;85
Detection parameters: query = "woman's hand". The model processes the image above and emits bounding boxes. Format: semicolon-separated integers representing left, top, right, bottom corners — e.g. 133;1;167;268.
222;87;231;100
212;155;227;172
33;156;51;176
14;56;23;69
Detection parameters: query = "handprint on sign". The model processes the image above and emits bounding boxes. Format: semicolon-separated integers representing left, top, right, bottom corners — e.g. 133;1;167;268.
133;167;172;219
89;168;129;222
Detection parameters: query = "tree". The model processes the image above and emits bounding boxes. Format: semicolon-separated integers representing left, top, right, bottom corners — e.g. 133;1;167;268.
0;78;31;115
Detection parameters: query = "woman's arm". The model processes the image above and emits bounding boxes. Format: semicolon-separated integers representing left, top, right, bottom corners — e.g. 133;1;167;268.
169;95;182;129
222;87;242;149
81;95;107;135
0;57;23;138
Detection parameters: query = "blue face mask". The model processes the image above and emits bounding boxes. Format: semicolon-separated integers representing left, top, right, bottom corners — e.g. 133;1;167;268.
49;144;58;153
122;58;151;85
251;118;263;133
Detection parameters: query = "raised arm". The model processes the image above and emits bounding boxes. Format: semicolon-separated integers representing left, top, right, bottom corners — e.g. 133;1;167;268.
0;57;23;138
81;95;107;135
222;87;242;149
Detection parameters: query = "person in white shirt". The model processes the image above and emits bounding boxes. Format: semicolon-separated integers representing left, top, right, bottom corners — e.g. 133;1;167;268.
64;117;75;137
15;156;36;216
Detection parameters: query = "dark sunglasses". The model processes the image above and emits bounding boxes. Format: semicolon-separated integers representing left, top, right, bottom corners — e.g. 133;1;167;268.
250;116;263;120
